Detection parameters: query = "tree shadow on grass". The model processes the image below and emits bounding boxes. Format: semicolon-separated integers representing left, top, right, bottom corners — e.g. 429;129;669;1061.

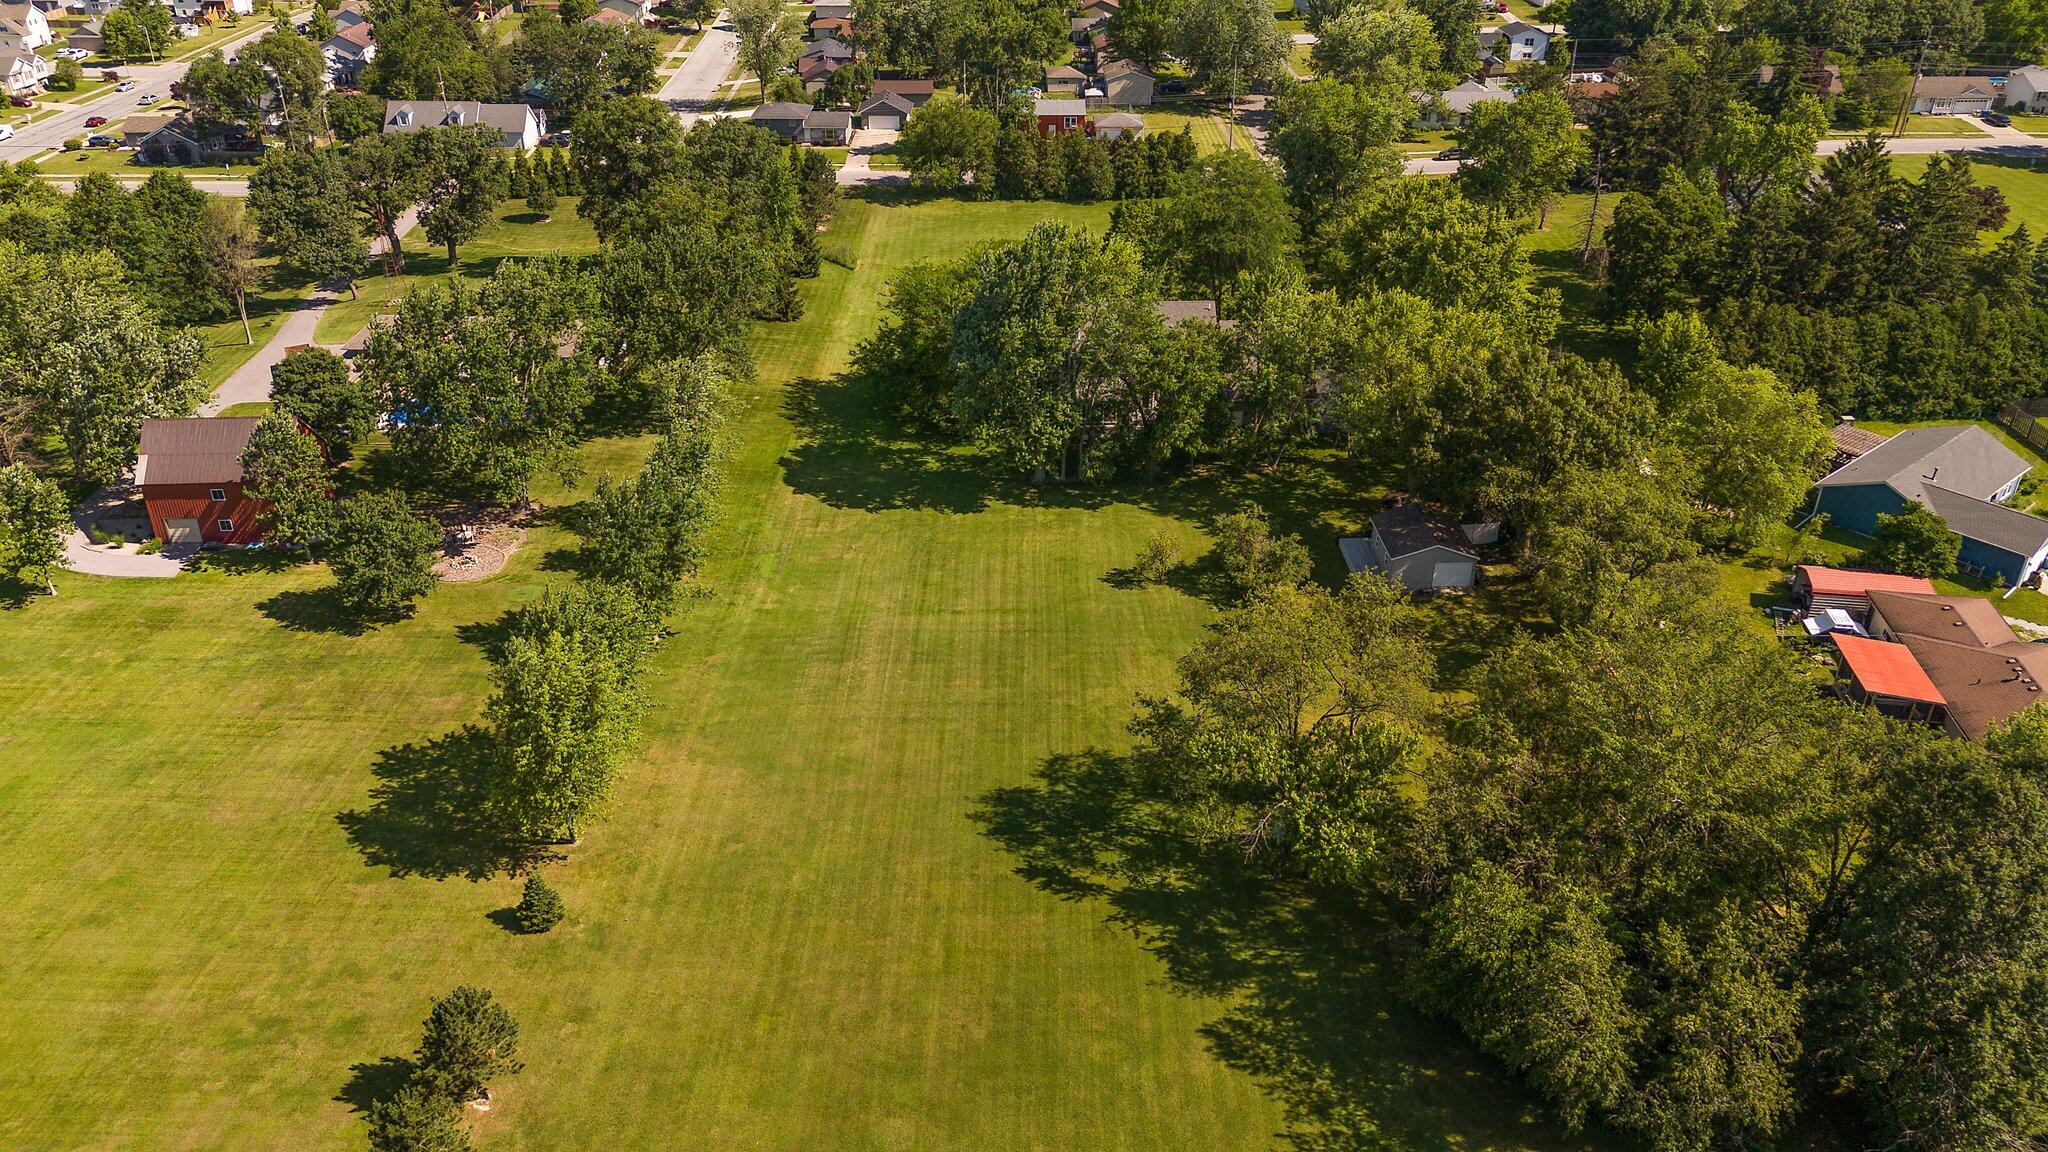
336;725;560;881
781;372;1386;591
336;1055;417;1114
256;585;375;635
974;750;1613;1152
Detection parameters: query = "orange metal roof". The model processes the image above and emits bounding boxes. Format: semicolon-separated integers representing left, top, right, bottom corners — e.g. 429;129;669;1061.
1796;565;1939;598
1834;634;1947;705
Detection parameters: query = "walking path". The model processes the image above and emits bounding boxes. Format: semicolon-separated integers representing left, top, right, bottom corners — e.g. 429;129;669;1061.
199;207;419;416
62;486;181;578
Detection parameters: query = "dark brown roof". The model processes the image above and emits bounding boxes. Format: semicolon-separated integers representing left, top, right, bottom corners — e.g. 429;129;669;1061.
1869;590;2020;649
1898;634;2048;740
872;78;934;100
1370;503;1475;560
135;418;260;486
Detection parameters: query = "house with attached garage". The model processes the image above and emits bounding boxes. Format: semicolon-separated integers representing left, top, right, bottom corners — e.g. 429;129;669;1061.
1909;74;1999;114
1809;424;2048;591
135;418;278;549
1095;57;1154;106
1338;502;1488;592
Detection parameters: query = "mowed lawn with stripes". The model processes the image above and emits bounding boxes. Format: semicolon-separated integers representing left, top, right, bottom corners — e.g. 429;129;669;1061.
0;193;1598;1152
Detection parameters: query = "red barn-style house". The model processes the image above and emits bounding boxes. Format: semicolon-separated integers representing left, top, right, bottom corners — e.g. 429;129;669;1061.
135;418;273;548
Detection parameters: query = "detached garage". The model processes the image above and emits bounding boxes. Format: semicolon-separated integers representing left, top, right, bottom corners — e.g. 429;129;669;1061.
1340;503;1483;592
858;91;914;131
135;417;270;550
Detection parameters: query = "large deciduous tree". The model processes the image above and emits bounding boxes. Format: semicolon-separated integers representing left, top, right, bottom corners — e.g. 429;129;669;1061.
1455;89;1586;226
239;411;332;559
325;491;440;620
414;125;510;266
270;347;379;459
0;463;69;596
485;583;649;843
248;149;370;297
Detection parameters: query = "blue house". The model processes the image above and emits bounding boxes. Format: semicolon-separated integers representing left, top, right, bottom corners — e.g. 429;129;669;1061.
1811;425;2048;590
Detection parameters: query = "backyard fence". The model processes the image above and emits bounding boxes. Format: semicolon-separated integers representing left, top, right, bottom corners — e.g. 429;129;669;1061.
1997;399;2048;457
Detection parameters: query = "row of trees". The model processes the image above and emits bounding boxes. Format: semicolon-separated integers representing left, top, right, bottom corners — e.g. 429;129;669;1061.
897;96;1201;200
1605;135;2046;419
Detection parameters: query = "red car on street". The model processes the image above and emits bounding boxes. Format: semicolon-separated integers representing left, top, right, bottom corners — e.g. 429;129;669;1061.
85;115;107;127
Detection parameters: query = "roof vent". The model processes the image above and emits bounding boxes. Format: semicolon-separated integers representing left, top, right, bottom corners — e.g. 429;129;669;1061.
2032;686;2041;692
1943;604;1955;611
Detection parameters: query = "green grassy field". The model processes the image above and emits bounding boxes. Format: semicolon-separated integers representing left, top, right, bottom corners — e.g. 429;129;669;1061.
0;192;1608;1152
1142;100;1236;153
1892;152;2048;240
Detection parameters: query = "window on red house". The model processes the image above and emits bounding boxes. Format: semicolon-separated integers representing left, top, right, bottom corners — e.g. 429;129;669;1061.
209;487;226;501
217;518;234;532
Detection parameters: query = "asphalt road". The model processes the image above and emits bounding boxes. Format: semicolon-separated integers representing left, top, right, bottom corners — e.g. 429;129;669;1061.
0;20;285;166
656;15;738;128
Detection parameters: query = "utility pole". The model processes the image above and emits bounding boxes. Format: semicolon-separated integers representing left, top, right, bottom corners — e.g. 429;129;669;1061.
1893;39;1927;139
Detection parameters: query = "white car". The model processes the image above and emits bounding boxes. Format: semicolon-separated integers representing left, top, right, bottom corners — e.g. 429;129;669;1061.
0;124;14;142
115;80;135;92
84;133;116;147
137;93;158;105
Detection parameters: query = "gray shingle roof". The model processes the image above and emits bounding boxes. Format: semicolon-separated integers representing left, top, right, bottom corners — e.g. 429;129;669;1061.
1921;484;2048;558
383;100;534;137
1370;504;1476;560
1813;424;2028;504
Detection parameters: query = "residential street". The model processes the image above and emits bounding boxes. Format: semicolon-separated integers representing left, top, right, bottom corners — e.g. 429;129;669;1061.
657;15;738;127
0;19;290;165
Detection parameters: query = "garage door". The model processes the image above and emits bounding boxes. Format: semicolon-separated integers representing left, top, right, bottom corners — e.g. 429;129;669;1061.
164;518;202;547
867;113;901;131
1431;561;1474;588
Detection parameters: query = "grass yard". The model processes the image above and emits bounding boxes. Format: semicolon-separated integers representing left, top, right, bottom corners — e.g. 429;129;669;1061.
1142;99;1235;153
1891;151;2048;241
33;146;253;179
314;200;601;344
0;190;1616;1152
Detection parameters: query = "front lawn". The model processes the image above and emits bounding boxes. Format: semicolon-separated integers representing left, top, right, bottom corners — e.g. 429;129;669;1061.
1142;98;1235;153
0;191;1614;1152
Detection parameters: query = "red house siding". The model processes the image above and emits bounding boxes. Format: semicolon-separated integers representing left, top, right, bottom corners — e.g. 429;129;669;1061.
141;481;270;546
1036;114;1090;135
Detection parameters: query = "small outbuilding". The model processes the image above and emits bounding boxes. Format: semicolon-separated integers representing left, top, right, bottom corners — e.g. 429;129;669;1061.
857;90;914;130
1340;503;1482;592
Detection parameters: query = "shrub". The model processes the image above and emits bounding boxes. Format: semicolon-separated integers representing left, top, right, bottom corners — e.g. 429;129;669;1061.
1134;535;1175;583
1212;506;1311;597
365;1081;469;1152
524;182;557;218
138;537;163;554
85;522;122;546
1868;504;1960;580
511;875;565;934
64;137;84;151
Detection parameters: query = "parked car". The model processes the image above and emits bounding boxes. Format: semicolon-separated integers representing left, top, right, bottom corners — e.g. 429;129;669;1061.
7;94;30;107
137;93;158;105
84;115;107;127
0;124;13;142
115;80;136;92
1984;110;2013;126
85;133;117;147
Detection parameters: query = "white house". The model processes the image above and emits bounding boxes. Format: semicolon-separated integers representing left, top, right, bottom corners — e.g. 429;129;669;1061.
169;0;254;21
322;20;373;86
2005;65;2048;111
0;1;52;50
382;100;543;150
0;46;51;94
1478;19;1560;62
